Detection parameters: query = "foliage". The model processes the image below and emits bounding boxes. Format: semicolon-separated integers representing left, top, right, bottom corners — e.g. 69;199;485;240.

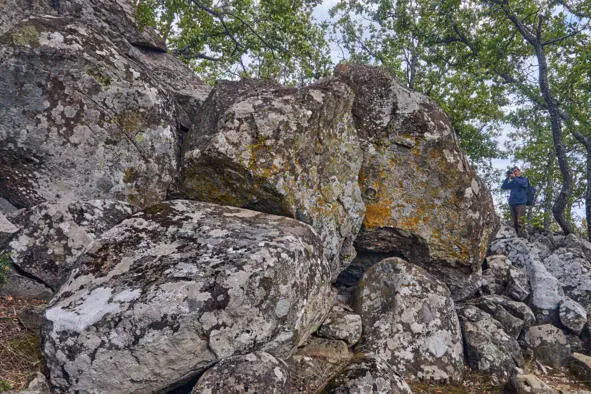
137;0;332;85
0;253;11;286
330;0;508;165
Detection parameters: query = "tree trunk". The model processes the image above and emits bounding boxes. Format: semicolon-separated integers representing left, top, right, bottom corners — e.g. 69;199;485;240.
533;42;573;234
542;149;555;231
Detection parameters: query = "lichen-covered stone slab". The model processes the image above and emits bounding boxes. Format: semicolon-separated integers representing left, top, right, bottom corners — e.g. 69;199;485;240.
0;212;18;248
316;305;362;346
458;305;524;381
525;325;571;368
335;64;498;300
191;352;290;394
320;354;412;394
41;200;333;393
464;295;535;339
181;79;365;279
0;0;209;209
559;298;588;334
356;257;464;382
7;200;136;291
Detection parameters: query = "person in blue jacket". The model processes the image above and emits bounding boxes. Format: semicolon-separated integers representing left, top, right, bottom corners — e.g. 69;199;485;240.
502;166;528;237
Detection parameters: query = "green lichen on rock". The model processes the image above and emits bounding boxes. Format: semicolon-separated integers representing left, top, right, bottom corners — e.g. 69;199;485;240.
11;24;40;47
86;68;112;87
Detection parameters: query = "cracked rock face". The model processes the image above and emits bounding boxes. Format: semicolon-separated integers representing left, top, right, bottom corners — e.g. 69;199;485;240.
0;0;209;210
6;200;136;292
458;305;524;381
356;257;464;382
41;200;333;393
191;352;290;394
525;325;571;368
334;64;499;300
181;79;365;279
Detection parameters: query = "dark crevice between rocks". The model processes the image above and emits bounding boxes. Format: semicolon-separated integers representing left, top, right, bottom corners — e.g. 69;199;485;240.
335;250;404;306
10;261;55;293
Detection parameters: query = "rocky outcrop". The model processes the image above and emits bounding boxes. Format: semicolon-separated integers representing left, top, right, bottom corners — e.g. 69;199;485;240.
6;200;136;292
191;352;290;394
458;305;524;381
181;78;365;278
334;64;498;300
356;257;464;382
560;298;588;335
316;305;362;346
41;200;333;393
321;354;412;394
525;325;571;368
0;0;209;210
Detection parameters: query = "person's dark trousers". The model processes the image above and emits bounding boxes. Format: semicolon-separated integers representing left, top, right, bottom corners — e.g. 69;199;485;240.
510;204;527;237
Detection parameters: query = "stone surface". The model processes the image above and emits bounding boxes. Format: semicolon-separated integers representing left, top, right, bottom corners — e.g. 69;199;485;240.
41;200;333;393
316;305;362;346
526;325;571;368
559;298;588;334
285;354;346;394
458;305;524;381
568;353;591;389
0;0;209;209
481;254;511;295
320;354;412;394
544;248;591;310
181;78;365;279
507;265;531;302
334;64;498;300
294;337;351;361
506;374;559;394
191;352;290;394
490;237;564;323
0;265;53;300
7;200;136;291
464;295;535;339
356;257;464;382
18;305;46;333
0;212;18;248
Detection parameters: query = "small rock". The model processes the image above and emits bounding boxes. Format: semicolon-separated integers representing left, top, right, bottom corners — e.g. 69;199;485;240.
506;374;558;394
506;265;530;301
568;353;591;389
18;305;46;333
294;337;351;361
317;305;362;346
560;298;588;334
0;212;18;248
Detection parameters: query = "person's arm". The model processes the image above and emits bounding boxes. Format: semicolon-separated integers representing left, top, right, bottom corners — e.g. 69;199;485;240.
501;178;512;190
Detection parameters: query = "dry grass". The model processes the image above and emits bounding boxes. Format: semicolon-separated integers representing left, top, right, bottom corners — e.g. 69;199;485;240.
0;296;46;392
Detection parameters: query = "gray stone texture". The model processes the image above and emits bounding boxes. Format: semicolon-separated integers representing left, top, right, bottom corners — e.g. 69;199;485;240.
559;297;588;334
356;257;464;382
191;352;290;394
41;200;333;393
316;304;363;346
526;324;571;368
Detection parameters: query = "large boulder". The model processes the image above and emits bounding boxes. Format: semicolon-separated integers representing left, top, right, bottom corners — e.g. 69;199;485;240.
0;0;209;209
334;64;498;300
6;200;136;292
181;79;365;278
525;325;571;368
316;304;363;346
356;257;464;382
464;295;535;339
42;200;333;393
543;248;591;310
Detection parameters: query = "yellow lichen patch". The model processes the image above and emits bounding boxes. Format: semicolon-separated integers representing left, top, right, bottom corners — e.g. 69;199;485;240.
11;25;40;47
364;200;393;228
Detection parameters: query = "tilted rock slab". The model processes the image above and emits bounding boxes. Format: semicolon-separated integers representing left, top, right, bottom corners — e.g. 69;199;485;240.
41;200;333;393
335;64;498;300
191;352;290;394
458;305;524;381
0;0;209;209
7;200;136;292
356;257;464;382
559;298;588;334
525;325;571;368
181;79;365;279
544;248;591;310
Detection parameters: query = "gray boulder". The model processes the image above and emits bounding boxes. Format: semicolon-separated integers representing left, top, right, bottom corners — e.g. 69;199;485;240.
7;200;136;292
42;200;333;393
559;298;588;334
320;354;411;394
0;0;209;210
481;254;511;295
544;249;591;310
525;325;571;368
181;78;365;279
506;374;558;394
458;305;524;381
316;305;363;346
568;353;591;389
0;212;18;248
0;264;53;299
356;257;464;382
191;352;290;394
335;64;499;300
507;265;531;302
